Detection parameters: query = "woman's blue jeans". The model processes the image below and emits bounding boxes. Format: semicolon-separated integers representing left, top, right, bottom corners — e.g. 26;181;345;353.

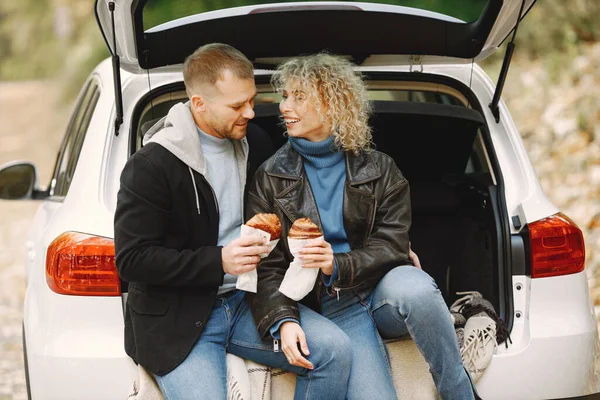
321;266;474;400
155;290;352;400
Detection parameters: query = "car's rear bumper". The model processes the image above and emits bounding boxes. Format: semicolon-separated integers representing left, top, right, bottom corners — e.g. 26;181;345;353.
553;395;600;400
476;330;599;399
477;272;600;399
24;291;135;400
27;352;135;400
479;392;600;400
24;272;599;399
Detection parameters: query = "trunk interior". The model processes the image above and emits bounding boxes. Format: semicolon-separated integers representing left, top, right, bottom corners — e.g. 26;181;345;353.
132;79;508;317
251;100;502;309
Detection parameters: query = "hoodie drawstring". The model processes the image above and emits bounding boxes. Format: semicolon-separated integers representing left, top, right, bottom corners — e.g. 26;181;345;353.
188;167;201;215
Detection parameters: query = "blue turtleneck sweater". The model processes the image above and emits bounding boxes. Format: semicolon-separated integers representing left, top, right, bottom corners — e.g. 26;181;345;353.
269;136;351;338
289;136;351;257
270;136;352;338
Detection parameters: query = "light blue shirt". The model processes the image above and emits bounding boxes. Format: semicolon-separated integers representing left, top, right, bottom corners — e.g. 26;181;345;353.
198;128;242;294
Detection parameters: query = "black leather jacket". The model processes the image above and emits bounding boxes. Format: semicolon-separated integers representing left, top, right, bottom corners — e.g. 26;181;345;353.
246;142;412;338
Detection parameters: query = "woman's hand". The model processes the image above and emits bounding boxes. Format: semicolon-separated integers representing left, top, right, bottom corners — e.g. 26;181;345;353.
298;237;334;276
280;321;314;370
409;242;422;269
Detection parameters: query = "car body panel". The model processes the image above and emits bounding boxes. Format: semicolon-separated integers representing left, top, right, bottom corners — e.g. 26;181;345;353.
21;60;131;398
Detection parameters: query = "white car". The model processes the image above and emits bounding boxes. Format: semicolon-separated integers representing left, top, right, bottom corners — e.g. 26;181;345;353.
1;1;598;399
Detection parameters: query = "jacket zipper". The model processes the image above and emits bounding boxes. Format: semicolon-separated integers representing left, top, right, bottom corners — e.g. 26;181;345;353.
190;171;220;217
331;281;365;295
188;167;201;214
196;174;220;239
207;179;220;216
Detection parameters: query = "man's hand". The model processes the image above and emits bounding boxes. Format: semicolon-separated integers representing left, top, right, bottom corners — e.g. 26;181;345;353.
280;321;314;370
298;237;334;275
409;242;422;269
222;236;270;276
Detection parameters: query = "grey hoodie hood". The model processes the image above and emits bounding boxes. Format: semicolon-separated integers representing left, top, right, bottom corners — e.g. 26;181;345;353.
142;102;249;177
142;101;249;217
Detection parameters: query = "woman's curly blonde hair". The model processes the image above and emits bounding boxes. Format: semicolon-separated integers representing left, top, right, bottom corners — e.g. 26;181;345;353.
271;53;373;153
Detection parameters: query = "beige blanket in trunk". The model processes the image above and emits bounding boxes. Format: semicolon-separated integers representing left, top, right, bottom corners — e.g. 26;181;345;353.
128;337;439;400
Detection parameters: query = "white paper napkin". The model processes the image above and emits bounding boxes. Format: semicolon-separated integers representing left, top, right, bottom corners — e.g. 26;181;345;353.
279;236;323;301
236;225;279;293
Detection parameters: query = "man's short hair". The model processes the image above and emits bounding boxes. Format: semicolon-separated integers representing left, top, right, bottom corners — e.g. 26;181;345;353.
183;43;254;97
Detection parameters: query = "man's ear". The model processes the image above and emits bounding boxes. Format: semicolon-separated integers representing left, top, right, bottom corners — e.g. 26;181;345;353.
191;94;206;112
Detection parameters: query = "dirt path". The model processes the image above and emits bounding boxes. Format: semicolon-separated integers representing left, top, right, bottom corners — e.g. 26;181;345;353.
0;81;70;399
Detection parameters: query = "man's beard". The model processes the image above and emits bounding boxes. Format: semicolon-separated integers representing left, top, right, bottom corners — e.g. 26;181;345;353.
213;120;246;140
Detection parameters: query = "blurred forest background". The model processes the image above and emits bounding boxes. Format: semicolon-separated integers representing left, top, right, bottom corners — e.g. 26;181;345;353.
0;0;599;398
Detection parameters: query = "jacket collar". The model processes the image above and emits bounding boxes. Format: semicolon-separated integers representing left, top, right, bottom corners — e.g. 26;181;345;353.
346;150;382;186
265;142;381;185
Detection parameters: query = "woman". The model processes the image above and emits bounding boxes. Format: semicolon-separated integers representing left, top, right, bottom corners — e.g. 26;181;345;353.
246;53;474;400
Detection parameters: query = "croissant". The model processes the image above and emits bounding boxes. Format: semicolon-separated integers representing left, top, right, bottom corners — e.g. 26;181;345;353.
245;213;282;240
288;218;322;239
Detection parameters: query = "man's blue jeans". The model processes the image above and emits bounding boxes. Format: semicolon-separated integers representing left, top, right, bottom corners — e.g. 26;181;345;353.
155;290;352;400
321;266;474;400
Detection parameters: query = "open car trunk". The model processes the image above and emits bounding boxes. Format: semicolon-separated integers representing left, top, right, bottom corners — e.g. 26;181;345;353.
97;0;536;71
132;77;510;321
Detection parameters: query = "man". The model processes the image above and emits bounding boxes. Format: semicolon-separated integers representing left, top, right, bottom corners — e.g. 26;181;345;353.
114;44;352;399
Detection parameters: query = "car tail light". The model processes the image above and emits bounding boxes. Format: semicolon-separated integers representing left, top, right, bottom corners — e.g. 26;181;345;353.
46;232;121;296
529;213;585;278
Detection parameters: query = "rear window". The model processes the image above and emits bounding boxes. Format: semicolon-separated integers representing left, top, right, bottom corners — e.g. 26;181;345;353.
143;0;488;30
134;83;467;151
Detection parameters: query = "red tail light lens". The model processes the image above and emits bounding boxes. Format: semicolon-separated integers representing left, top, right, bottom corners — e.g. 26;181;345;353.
46;232;121;296
529;213;585;278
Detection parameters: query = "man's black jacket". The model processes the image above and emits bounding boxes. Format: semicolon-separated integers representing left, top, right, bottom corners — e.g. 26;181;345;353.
114;122;273;376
